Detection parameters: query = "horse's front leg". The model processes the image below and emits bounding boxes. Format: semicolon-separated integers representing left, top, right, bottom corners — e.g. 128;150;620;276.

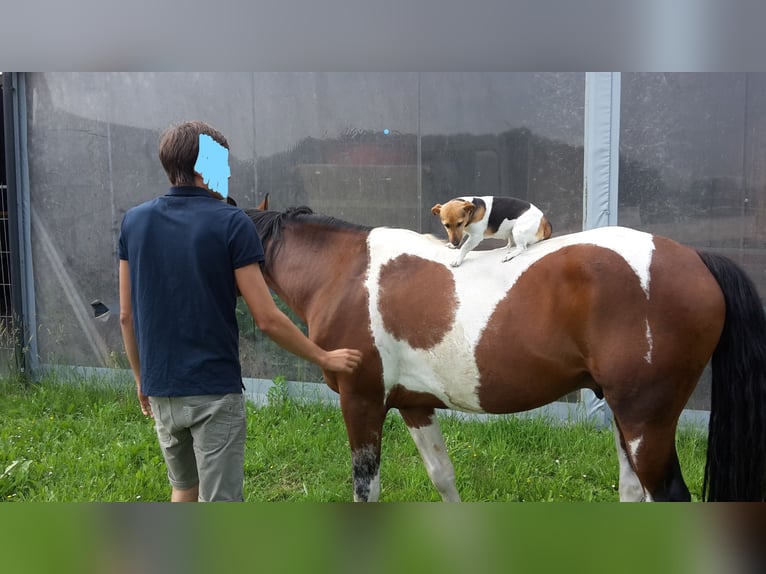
400;407;460;502
339;391;386;502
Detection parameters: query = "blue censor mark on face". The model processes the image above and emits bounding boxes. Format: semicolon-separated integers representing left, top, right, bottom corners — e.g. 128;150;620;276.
194;134;231;198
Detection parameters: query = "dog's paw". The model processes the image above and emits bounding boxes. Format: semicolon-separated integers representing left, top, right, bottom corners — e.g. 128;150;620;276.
446;243;457;249
450;259;462;267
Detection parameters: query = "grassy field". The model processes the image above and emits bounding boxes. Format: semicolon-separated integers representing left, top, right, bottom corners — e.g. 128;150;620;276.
0;373;709;502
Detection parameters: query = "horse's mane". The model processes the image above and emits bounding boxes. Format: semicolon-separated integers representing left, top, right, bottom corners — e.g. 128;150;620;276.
245;206;372;262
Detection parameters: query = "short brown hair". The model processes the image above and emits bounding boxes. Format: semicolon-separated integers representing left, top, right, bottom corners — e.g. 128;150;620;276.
158;121;230;186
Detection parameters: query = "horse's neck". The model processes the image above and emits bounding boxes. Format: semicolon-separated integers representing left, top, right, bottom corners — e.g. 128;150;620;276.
266;224;368;321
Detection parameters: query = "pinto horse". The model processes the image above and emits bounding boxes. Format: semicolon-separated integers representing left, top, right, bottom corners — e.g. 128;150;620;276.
245;202;766;502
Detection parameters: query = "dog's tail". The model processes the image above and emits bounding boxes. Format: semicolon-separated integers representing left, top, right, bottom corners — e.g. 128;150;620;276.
537;216;553;241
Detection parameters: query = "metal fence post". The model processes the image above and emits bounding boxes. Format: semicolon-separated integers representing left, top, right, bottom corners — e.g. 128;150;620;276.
3;72;38;376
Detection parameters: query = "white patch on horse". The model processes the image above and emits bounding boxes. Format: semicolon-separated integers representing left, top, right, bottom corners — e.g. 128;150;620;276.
367;471;381;502
615;427;645;502
365;226;656;413
644;320;653;364
629;436;642;459
406;414;460;501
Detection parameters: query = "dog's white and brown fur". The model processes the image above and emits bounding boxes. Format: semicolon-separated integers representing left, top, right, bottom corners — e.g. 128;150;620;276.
431;196;552;267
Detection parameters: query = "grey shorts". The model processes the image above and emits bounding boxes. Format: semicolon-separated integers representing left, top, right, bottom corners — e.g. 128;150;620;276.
149;393;247;502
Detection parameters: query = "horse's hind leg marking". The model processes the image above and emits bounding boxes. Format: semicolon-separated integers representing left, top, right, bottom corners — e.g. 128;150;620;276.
612;416;690;502
400;408;460;502
613;423;648;502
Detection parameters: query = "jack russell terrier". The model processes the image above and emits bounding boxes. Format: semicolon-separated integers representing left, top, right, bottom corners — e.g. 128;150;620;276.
431;196;552;267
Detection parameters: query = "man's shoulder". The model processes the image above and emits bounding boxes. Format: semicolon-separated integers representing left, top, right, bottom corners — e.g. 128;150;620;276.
227;205;258;225
124;196;162;218
211;202;252;224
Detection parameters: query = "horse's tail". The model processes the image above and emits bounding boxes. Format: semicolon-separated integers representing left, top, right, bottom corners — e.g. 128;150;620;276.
697;251;766;501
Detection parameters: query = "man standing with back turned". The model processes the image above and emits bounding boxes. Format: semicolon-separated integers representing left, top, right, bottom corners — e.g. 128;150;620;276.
119;121;362;502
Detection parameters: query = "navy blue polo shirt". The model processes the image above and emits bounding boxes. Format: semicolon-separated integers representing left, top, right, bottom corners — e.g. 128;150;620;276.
118;186;264;396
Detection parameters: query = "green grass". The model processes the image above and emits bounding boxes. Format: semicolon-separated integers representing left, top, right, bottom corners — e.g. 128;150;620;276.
0;374;708;502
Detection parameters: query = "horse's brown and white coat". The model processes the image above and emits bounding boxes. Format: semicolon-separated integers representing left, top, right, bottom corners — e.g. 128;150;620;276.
366;226;655;413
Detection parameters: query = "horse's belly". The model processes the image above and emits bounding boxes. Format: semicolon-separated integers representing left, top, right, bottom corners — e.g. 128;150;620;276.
376;329;487;412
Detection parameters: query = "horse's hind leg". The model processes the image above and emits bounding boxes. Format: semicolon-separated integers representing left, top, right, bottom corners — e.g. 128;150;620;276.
613;421;646;502
340;392;386;502
400;407;460;502
611;415;690;502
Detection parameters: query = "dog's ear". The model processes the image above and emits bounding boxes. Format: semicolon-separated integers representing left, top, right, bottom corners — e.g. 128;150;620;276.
462;201;475;216
257;193;270;211
431;203;443;216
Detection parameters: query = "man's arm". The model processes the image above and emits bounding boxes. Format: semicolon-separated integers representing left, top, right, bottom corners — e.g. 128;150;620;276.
119;259;153;417
234;263;362;373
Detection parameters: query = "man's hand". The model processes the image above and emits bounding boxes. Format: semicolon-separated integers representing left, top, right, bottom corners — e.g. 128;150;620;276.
137;387;153;418
321;349;363;374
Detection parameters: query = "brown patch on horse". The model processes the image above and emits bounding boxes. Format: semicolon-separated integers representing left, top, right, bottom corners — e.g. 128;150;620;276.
474;245;652;412
378;254;457;349
473;241;723;420
536;216;553;240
